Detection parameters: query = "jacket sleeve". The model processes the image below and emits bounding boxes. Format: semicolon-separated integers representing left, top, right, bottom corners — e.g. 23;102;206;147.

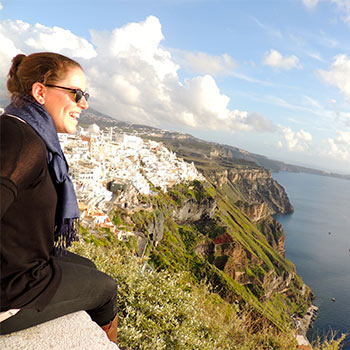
0;177;18;219
0;117;46;219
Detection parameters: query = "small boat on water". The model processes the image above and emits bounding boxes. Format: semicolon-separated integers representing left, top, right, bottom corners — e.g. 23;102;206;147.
331;298;336;302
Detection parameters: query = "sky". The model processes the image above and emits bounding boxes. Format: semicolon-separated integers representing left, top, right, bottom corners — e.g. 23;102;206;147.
0;0;349;174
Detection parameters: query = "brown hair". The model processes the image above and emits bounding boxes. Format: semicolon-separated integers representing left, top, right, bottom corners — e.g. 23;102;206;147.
7;52;82;97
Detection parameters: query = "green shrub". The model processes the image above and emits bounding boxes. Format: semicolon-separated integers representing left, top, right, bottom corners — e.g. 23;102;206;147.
70;235;348;350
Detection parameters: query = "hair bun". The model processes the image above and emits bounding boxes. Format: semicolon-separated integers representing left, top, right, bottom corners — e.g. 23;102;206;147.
9;54;27;77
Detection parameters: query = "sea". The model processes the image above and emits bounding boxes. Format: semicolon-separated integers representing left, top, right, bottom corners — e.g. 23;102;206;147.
272;172;350;349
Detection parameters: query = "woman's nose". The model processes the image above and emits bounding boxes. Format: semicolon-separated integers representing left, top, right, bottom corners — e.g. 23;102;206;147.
78;97;89;109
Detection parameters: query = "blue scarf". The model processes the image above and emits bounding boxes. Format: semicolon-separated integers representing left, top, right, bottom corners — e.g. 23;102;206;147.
5;95;79;254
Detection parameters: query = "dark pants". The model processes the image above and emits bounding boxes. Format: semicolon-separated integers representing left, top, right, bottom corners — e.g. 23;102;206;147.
0;252;118;335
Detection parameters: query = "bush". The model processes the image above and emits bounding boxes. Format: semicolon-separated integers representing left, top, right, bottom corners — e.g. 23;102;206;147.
71;232;348;350
71;238;298;349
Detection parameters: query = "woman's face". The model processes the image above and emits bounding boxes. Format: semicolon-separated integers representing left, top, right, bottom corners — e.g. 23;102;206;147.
43;67;88;134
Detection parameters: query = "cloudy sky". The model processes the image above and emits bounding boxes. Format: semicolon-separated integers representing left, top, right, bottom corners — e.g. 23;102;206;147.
0;0;349;174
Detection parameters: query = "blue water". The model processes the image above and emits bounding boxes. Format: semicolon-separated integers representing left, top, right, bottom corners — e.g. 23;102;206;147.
272;172;350;349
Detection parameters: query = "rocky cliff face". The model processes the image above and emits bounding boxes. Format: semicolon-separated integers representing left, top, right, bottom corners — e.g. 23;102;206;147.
78;111;315;335
172;197;216;224
203;167;292;258
114;174;311;330
143;196;217;245
209;167;294;217
193;221;290;297
235;202;269;222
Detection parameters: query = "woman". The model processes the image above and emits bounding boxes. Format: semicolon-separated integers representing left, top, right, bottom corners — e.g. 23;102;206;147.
0;52;119;343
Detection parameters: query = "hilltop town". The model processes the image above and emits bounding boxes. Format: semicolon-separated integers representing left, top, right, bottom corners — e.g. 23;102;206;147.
59;124;205;240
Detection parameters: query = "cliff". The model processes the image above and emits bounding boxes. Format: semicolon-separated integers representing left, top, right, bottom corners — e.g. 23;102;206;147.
202;166;292;257
80;108;350;181
70;111;346;349
109;178;312;332
76;111;316;341
139;135;294;258
200;166;293;216
227;168;293;215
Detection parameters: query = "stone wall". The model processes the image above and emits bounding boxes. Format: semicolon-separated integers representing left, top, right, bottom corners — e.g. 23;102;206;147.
0;311;119;350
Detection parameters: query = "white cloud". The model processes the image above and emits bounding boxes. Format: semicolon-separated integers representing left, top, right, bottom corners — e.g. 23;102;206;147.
335;130;350;144
263;49;302;70
327;131;350;161
306;51;324;62
344;112;350;127
0;20;96;77
0;19;96;98
303;95;322;109
179;51;237;77
318;54;350;97
170;74;276;132
279;126;313;151
250;17;282;38
266;95;331;120
25;23;97;59
0;17;277;134
0;3;3;11
303;0;350;24
0;32;22;78
1;16;348;170
0;17;276;136
89;16;176;82
244;112;276;132
302;0;320;8
331;0;350;24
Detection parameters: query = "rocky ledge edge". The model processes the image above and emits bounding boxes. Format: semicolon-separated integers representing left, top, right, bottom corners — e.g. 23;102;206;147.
293;304;319;349
0;311;120;350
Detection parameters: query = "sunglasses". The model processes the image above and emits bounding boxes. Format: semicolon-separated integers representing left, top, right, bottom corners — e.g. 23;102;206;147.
45;84;90;103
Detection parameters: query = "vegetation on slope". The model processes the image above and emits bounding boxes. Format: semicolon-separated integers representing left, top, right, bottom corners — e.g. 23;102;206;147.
70;232;347;350
75;113;348;348
119;181;310;329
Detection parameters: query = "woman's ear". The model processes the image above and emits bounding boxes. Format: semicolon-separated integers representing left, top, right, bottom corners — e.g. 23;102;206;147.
32;82;46;105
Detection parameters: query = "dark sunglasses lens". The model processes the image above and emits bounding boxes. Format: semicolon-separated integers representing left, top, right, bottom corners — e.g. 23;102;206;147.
75;90;89;103
75;91;82;103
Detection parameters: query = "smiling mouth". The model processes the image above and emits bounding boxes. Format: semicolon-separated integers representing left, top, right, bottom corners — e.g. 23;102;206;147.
70;112;80;120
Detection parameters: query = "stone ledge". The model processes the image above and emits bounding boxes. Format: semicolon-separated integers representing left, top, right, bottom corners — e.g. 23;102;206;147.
0;311;119;350
295;334;312;350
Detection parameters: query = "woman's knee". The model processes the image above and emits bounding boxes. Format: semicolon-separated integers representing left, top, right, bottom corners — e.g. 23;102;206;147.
104;273;118;297
102;274;118;314
87;273;118;325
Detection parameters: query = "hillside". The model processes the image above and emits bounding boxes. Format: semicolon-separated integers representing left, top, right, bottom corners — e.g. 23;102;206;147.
1;101;348;179
77;108;313;331
71;178;346;349
71;109;349;348
79;109;350;181
106;176;311;323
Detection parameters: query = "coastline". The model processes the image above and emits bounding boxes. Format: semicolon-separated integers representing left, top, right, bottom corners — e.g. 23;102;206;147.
298;304;319;337
293;304;319;348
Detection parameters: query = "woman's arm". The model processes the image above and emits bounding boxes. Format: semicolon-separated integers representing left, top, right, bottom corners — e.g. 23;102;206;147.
0;178;18;219
0;116;46;219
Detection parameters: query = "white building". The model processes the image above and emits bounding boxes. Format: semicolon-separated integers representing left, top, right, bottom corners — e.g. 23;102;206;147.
65;124;205;215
